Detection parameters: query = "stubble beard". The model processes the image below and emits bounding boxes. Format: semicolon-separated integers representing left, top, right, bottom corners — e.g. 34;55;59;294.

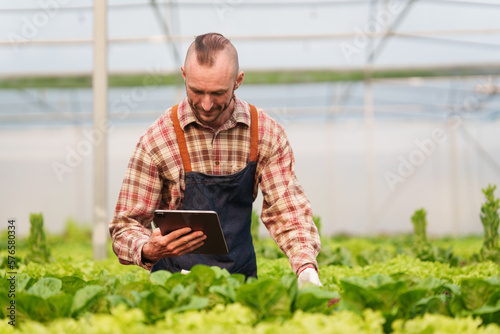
189;92;235;128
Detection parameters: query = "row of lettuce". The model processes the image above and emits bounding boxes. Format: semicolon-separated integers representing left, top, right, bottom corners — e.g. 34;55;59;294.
1;254;499;333
1;305;499;334
0;184;498;332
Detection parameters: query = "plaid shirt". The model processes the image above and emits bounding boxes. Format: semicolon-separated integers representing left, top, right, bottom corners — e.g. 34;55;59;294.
109;96;320;274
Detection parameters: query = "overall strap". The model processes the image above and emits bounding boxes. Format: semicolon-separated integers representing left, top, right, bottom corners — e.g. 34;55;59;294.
172;104;192;173
171;103;259;173
249;103;259;162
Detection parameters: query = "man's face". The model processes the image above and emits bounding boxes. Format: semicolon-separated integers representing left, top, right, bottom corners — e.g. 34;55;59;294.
182;53;243;129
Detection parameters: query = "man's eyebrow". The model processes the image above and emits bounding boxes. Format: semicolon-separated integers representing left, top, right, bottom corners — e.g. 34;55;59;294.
187;84;202;92
212;89;227;94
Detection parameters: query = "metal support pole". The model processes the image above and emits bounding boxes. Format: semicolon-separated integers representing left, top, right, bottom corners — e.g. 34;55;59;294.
363;0;378;232
448;123;460;236
364;68;375;232
92;0;108;260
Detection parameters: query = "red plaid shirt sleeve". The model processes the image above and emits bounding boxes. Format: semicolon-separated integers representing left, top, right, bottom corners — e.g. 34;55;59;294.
109;139;164;270
256;110;321;274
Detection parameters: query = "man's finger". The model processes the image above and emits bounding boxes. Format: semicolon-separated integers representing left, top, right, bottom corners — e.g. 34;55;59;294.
165;227;193;239
177;238;205;256
178;232;206;250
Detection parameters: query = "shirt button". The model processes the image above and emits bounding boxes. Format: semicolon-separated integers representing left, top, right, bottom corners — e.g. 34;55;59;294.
215;161;220;166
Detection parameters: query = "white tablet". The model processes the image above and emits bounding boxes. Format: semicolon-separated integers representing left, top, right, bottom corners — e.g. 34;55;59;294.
153;210;228;255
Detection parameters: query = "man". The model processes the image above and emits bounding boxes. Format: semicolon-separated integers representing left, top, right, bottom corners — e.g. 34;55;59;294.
109;32;321;287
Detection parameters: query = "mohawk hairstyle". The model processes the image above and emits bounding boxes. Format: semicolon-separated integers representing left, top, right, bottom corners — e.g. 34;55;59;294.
193;33;231;67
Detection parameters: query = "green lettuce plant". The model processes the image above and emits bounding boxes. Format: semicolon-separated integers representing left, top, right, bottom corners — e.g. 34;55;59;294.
411;208;435;262
29;213;51;263
480;184;500;263
410;209;461;266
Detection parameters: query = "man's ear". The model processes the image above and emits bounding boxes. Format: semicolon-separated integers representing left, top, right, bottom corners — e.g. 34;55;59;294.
234;71;245;90
181;66;186;81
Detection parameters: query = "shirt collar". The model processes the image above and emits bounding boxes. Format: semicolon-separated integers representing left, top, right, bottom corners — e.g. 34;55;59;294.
176;95;251;131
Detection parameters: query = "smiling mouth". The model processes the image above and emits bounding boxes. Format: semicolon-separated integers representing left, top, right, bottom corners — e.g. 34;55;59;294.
197;108;219;117
193;107;223;125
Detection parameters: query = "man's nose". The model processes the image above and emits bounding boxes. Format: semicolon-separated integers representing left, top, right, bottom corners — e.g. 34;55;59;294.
201;94;213;111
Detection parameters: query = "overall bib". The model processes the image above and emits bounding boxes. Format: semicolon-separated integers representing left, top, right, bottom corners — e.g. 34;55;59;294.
151;104;259;278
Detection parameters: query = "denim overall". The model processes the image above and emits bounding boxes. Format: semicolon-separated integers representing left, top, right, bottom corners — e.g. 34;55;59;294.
151;104;259;278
